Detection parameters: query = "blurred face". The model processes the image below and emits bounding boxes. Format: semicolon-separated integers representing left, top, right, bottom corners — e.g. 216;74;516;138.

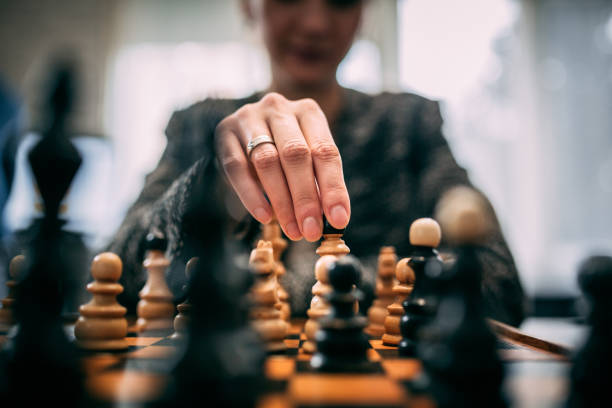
251;0;364;88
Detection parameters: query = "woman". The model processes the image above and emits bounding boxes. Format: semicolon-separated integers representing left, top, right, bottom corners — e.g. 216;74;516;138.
110;0;525;325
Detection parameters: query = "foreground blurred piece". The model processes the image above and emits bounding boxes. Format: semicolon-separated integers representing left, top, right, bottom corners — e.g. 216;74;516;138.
566;255;612;407
151;156;265;407
417;186;506;407
0;60;86;405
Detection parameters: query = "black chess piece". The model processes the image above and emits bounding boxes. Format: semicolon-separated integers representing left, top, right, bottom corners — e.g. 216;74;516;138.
311;255;369;372
150;156;265;408
566;255;612;408
416;186;506;408
0;59;86;405
398;218;443;357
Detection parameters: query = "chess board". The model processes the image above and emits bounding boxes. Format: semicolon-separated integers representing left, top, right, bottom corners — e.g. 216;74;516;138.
0;318;570;407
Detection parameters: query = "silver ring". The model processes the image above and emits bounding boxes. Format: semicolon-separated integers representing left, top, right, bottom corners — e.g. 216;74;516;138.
247;134;275;157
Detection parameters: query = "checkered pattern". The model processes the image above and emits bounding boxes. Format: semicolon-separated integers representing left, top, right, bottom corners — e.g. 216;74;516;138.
0;319;565;408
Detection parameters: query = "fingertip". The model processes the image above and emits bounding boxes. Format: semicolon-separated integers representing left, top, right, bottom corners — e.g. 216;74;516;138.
284;221;302;241
253;207;272;224
302;216;322;242
328;204;349;229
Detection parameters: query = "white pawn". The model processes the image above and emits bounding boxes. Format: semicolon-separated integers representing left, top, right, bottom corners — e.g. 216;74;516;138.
365;247;398;338
250;240;288;352
75;253;128;350
136;234;175;332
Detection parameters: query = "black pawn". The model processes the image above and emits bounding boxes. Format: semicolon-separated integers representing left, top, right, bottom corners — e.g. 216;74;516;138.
398;218;443;357
418;186;506;407
149;154;265;408
311;255;369;372
567;255;612;408
418;243;506;407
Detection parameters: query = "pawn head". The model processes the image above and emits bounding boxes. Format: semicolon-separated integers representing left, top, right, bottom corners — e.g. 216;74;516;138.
435;186;492;245
249;240;274;274
9;254;25;279
91;252;122;281
409;218;442;248
146;231;168;251
328;255;361;292
185;257;199;279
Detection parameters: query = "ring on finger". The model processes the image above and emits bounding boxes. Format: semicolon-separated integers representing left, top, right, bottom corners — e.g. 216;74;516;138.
247;134;275;157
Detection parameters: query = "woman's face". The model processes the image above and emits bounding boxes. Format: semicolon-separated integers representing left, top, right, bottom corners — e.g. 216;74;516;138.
252;0;363;87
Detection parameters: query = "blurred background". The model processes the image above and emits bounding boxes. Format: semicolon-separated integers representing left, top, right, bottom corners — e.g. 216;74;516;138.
0;0;611;315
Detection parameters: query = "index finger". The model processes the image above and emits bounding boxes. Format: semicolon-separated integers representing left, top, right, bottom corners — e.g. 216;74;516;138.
293;99;350;229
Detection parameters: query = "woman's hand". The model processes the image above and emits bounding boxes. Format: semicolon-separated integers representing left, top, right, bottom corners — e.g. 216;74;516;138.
215;92;350;242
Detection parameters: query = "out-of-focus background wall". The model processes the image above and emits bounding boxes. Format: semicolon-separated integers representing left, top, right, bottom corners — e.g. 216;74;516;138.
0;0;611;311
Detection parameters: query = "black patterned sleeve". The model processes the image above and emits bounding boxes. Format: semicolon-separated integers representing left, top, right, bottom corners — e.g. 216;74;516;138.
414;98;526;326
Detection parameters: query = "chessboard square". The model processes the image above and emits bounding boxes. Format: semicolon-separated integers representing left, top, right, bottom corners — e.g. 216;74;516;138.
375;349;401;359
257;392;291;408
369;339;398;350
87;371;167;403
126;337;163;347
381;360;421;380
284;339;300;349
265;356;296;380
297;349;312;361
367;349;382;362
82;355;122;375
289;374;407;405
289;319;305;335
128;345;176;359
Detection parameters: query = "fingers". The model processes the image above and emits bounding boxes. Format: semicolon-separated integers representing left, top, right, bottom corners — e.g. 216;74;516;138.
216;92;351;243
215;129;273;224
231;103;302;241
261;95;323;242
294;98;350;229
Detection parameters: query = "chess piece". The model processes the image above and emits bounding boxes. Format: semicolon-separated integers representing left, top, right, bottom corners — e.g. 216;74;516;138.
249;240;288;352
416;186;506;407
136;233;175;332
567;255;612;408
303;218;350;353
382;258;415;346
0;255;25;326
365;247;398;338
153;154;265;407
262;219;291;321
74;253;128;350
398;218;443;356
0;61;85;405
311;255;369;371
171;257;197;340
